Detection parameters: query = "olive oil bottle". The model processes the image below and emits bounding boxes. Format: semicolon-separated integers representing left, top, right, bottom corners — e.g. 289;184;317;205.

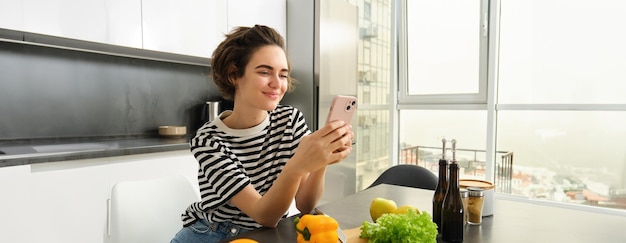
432;138;448;234
442;139;464;242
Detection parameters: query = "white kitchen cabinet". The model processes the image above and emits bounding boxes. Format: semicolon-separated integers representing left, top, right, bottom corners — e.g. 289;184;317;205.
2;0;287;61
142;0;287;58
0;165;31;242
29;158;112;243
142;0;227;58
0;150;197;243
0;0;24;31
227;0;286;38
21;0;142;48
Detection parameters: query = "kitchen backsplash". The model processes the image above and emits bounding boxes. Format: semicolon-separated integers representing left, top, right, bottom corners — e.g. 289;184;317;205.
0;41;221;141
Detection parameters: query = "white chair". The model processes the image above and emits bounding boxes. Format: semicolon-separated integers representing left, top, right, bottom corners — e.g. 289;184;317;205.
106;175;200;243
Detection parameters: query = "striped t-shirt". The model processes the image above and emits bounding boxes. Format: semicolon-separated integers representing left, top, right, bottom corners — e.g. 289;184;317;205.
181;105;310;229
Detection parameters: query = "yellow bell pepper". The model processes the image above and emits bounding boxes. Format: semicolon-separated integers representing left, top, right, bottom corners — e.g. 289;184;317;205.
294;214;339;243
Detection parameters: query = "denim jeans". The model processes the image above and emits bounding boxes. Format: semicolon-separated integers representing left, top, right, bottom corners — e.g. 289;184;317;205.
170;219;249;243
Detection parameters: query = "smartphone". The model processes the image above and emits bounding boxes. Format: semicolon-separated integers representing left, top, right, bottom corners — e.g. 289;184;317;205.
325;95;358;125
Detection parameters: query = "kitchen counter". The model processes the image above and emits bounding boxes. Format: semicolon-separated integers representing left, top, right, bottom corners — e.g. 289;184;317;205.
0;136;191;167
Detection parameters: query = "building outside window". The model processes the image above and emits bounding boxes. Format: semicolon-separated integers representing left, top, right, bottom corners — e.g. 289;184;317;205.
344;0;395;190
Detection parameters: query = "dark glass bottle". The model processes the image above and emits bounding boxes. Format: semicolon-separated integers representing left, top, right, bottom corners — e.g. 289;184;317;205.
432;139;448;234
442;140;464;242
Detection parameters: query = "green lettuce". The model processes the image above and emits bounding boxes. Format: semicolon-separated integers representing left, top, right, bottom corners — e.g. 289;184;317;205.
359;210;438;243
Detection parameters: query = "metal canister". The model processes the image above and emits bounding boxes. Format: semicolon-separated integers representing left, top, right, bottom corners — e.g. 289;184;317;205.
204;101;220;122
459;179;495;216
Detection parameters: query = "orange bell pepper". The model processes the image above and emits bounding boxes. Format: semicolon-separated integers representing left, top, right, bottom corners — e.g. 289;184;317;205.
294;214;339;243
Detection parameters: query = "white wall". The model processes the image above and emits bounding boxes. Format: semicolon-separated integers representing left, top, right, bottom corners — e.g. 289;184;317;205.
0;150;198;243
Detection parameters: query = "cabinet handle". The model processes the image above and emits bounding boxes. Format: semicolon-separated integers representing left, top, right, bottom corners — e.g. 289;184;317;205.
106;198;111;237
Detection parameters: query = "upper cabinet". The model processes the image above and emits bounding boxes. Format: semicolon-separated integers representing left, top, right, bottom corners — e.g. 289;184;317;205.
0;0;24;31
142;0;227;58
21;0;142;48
0;0;286;60
227;0;286;39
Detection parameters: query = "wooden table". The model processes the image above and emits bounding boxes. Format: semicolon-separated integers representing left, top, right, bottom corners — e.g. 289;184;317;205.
222;184;626;242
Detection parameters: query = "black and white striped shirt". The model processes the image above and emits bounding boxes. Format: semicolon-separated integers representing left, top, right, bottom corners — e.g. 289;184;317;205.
181;105;310;229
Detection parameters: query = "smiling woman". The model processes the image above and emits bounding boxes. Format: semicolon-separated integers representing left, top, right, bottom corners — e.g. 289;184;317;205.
170;25;354;243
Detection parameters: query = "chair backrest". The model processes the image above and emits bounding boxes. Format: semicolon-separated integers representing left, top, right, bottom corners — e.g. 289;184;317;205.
107;175;200;243
367;164;439;190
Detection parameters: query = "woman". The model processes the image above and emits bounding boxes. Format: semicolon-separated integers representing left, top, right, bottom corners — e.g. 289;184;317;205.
171;25;354;243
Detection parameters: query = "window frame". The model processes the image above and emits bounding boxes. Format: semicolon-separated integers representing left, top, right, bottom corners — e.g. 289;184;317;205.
396;0;626;216
397;0;491;105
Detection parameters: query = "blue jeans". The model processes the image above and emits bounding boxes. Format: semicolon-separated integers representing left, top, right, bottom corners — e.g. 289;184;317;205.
170;219;249;243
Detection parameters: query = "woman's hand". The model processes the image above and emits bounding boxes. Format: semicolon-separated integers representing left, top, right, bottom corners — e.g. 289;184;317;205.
289;120;354;174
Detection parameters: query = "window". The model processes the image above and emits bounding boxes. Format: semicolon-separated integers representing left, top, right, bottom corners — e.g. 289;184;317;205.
498;0;626;104
399;0;488;104
497;111;626;203
399;0;626;213
399;110;488;179
495;0;626;211
363;1;371;21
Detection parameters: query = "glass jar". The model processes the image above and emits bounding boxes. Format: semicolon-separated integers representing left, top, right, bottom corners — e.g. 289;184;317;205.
467;187;485;225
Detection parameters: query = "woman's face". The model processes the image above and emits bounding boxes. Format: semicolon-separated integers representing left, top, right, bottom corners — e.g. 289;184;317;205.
233;45;289;111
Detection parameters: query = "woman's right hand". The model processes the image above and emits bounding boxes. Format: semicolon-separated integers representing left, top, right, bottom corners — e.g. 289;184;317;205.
290;120;354;173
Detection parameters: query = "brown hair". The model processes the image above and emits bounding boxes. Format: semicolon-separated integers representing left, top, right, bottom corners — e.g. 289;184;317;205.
210;25;295;100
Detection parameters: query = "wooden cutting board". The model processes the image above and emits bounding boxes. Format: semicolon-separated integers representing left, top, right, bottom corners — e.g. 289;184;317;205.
342;227;367;243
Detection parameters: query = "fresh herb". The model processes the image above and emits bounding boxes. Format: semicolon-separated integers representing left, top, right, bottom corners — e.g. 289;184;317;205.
360;209;438;243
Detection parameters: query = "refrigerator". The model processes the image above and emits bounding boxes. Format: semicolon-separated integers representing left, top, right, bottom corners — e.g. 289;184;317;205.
283;0;359;204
